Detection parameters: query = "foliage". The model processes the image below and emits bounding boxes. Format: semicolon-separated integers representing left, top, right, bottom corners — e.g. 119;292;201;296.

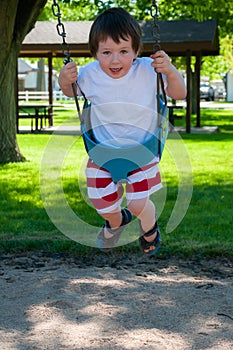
200;36;233;80
158;0;233;37
40;0;233;78
39;0;99;20
157;0;233;76
41;0;233;38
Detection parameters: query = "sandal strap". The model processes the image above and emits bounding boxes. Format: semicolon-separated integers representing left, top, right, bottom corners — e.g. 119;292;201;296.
139;228;161;255
105;208;132;234
140;220;159;238
138;218;159;237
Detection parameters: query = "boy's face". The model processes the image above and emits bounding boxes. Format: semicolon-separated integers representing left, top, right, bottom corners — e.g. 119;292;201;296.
95;36;138;79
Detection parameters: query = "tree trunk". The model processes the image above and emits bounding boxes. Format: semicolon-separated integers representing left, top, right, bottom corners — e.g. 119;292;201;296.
0;1;23;163
37;58;46;91
0;0;47;164
0;48;24;163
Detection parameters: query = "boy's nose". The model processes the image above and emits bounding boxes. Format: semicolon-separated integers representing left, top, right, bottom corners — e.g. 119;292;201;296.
111;53;120;63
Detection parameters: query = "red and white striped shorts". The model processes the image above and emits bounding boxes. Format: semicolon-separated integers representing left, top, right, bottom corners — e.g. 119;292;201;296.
86;157;162;214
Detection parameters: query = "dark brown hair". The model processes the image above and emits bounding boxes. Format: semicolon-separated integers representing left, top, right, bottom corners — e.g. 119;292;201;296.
89;7;142;57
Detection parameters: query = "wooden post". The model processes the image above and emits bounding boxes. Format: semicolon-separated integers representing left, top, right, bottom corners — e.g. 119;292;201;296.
15;60;19;133
186;50;192;133
195;52;201;127
48;54;53;126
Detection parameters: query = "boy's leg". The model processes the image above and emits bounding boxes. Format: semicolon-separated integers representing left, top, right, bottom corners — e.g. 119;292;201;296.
86;159;124;214
97;207;132;251
127;198;161;255
85;160;132;250
128;198;156;232
101;208;123;238
126;158;162;254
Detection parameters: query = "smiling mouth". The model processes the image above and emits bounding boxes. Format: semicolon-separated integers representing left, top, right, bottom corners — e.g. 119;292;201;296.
110;67;122;73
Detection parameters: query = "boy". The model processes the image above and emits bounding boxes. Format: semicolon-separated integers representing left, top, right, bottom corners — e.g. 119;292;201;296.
58;7;186;254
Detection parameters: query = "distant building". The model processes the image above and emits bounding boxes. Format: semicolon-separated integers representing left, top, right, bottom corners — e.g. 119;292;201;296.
18;58;59;91
226;70;233;102
18;59;38;90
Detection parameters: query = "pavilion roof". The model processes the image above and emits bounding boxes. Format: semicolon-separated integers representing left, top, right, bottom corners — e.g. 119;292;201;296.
20;19;219;58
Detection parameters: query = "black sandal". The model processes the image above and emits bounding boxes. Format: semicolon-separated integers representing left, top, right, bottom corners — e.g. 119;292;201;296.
138;220;161;255
97;208;132;252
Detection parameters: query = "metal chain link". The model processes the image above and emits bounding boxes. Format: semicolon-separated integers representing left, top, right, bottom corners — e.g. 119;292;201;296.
150;0;161;53
51;0;82;119
52;0;71;63
150;0;167;134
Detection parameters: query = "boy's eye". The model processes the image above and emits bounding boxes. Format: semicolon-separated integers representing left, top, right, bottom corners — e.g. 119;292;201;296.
120;50;127;54
103;51;110;55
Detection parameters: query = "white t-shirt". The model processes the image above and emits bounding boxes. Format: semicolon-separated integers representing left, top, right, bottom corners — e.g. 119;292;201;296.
78;57;167;148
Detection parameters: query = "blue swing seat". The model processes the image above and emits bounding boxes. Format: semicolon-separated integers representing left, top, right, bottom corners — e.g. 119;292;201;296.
81;100;169;183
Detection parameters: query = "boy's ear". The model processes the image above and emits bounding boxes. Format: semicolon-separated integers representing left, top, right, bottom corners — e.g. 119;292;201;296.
133;51;138;62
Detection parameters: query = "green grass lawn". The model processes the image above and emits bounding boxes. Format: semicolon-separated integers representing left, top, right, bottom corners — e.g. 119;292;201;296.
173;103;233;133
1;103;233;258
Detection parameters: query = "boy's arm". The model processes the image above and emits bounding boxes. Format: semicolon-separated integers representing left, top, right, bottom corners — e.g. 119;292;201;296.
150;51;187;100
58;62;79;97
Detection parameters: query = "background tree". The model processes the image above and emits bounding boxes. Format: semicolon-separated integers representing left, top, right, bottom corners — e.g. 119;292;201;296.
0;0;47;163
41;0;233;78
158;0;233;79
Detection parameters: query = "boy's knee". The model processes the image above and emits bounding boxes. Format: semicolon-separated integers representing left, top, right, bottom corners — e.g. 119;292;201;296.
99;207;122;222
127;199;148;217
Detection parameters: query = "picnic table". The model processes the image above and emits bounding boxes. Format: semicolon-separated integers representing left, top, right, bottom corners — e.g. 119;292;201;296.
168;104;184;130
17;104;53;133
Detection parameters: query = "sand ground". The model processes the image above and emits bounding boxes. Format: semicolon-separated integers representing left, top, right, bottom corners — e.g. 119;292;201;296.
0;252;232;350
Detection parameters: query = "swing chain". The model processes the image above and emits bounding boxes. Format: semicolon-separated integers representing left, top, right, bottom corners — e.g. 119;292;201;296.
150;0;161;53
150;0;167;132
52;0;71;63
52;0;82;118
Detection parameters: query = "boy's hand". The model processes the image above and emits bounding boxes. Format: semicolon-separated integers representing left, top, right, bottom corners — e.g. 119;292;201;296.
150;50;174;76
58;62;78;97
58;62;78;87
151;50;186;100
